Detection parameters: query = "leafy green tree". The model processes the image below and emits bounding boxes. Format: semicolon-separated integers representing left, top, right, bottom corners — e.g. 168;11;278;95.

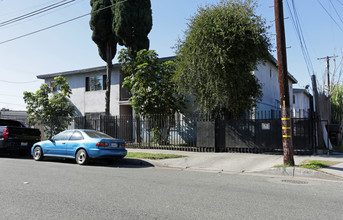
23;76;75;138
174;0;271;118
331;85;343;124
90;0;117;115
118;49;183;143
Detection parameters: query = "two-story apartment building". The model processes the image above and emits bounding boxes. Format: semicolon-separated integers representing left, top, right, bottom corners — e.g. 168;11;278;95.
37;56;298;118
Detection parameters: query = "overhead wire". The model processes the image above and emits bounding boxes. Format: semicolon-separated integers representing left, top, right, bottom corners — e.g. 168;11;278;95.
328;0;343;26
0;0;76;28
317;0;343;32
0;0;65;18
0;1;84;31
317;0;343;87
0;79;41;84
0;101;26;107
285;0;314;81
335;0;343;7
0;0;128;46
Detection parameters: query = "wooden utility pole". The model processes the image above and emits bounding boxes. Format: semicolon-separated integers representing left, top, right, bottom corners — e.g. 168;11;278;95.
317;55;337;94
274;0;295;166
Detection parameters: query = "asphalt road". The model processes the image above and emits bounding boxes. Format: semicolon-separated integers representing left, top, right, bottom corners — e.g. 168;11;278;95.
1;155;343;220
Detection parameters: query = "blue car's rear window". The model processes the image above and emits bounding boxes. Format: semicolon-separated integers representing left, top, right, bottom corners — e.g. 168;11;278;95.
84;130;113;139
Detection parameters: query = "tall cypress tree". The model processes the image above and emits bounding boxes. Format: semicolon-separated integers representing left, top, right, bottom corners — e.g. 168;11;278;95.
113;0;152;57
90;0;117;115
90;0;152;116
113;0;152;143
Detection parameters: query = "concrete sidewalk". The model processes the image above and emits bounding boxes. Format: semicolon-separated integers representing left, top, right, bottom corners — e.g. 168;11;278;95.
125;148;343;180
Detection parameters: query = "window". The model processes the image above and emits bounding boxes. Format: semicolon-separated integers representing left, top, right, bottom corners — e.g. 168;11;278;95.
85;75;107;91
53;131;73;141
69;131;84;141
84;130;113;139
50;81;60;92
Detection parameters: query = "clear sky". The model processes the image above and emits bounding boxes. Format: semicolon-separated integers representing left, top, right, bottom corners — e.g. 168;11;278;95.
0;0;342;110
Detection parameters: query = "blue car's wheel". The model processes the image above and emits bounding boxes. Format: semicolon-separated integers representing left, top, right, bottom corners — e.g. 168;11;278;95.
33;146;44;161
76;149;89;165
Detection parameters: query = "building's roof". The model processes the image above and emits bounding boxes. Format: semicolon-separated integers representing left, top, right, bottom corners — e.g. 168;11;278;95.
37;56;176;79
37;55;297;84
293;88;311;97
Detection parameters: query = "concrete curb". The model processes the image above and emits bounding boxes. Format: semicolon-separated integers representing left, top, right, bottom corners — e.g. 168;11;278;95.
259;167;343;180
120;158;343;181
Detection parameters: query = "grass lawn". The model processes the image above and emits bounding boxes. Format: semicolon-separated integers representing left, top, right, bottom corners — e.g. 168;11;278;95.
300;160;340;170
273;160;340;170
126;152;186;160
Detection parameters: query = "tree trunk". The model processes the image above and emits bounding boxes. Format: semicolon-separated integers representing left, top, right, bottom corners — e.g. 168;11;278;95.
105;43;112;116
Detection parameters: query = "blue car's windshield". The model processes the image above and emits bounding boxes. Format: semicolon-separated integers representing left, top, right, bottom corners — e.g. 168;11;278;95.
84;130;113;139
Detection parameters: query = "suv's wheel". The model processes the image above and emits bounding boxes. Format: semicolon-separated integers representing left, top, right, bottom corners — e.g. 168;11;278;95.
76;149;89;165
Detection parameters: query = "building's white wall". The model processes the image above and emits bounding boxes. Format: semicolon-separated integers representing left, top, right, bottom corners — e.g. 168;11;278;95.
254;61;279;111
253;60;295;112
293;92;310;109
293;91;310;118
45;67;122;116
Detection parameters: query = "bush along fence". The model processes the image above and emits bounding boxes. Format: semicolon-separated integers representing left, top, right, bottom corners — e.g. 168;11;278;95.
69;109;314;154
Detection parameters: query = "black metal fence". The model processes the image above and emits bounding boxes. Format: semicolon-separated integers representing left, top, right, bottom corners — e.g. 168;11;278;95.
70;110;314;154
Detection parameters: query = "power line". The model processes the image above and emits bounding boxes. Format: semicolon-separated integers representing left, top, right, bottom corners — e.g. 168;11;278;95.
0;0;128;46
0;101;26;107
0;0;76;28
0;79;41;84
285;0;314;80
317;0;343;32
0;1;83;31
0;0;65;18
0;13;88;45
0;93;21;98
329;0;343;26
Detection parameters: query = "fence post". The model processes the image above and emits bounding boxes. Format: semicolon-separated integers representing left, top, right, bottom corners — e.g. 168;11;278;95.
215;117;225;152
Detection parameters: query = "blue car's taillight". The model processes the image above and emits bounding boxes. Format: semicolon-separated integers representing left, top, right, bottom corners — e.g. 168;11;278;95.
96;142;109;147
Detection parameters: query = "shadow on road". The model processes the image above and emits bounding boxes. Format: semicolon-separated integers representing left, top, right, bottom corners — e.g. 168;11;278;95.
0;152;32;160
41;157;155;168
0;152;154;168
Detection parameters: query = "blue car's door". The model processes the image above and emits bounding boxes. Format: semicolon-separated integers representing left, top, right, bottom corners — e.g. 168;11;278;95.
47;131;73;156
66;131;84;156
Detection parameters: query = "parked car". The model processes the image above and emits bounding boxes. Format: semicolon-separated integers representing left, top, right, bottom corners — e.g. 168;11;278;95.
31;129;127;165
0;119;41;154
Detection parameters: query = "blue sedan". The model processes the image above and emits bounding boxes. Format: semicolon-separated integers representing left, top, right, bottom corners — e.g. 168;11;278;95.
31;129;127;165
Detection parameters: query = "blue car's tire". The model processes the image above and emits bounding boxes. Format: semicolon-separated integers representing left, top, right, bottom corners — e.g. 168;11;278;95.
33;146;44;161
76;149;89;165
